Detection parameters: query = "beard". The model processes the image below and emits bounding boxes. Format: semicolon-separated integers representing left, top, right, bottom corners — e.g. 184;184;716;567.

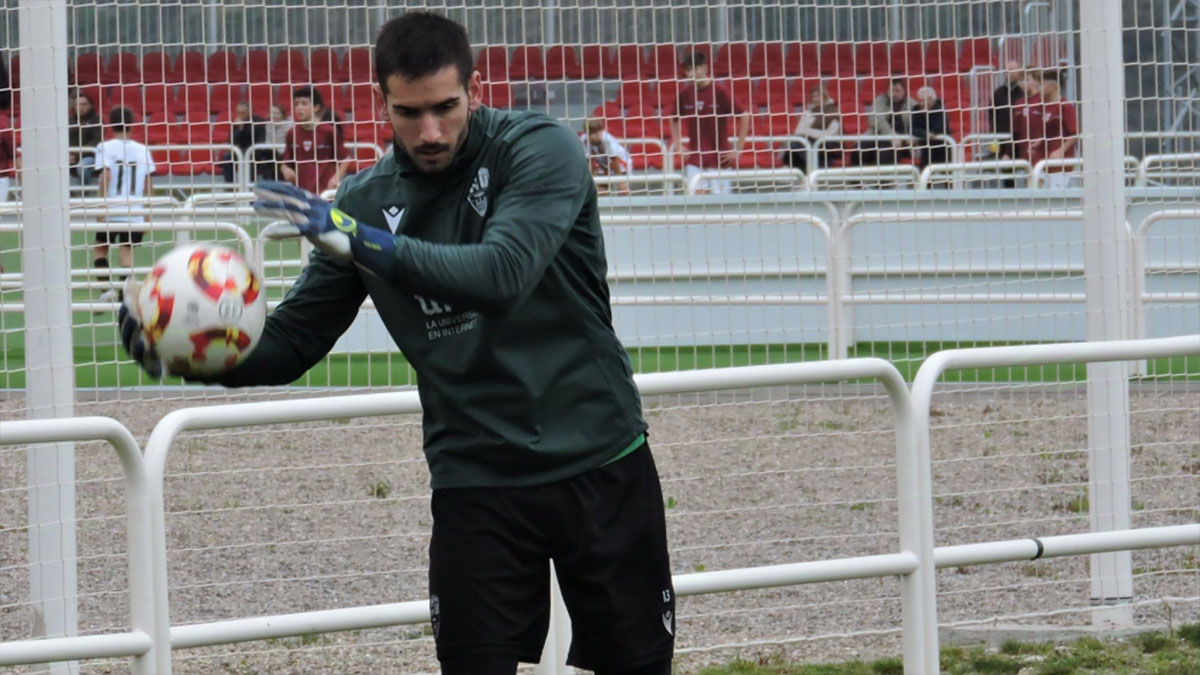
392;112;473;176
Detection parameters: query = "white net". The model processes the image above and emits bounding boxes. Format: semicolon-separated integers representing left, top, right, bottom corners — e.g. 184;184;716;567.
1;0;1198;672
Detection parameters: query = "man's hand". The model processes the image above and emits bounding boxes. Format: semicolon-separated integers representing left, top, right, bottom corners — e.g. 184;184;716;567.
118;278;166;378
720;149;740;167
280;165;297;184
252;181;395;276
1048;148;1066;160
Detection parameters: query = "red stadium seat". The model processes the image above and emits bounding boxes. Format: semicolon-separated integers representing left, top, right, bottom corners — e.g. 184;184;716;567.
625;140;665;171
271;49;309;83
309;48;346;84
820;42;856;76
934;73;968;107
143;120;169;146
247;83;278;118
609;44;644;79
750;42;786;77
617;81;654;110
644;44;681;80
728;78;755;111
73;53;103;86
959;37;994;72
206;50;243;83
890;41;926;75
544;45;582;80
474;46;508;82
174;51;205;83
623;104;664;139
752;109;793;137
580;45;609;79
246;49;271;83
508;46;545;80
345;48;373;85
351;121;392;146
105;52;141;84
140;84;175;118
753;76;790;110
786;42;820;76
785;77;824;111
168;147;216;177
481;81;512;108
829;77;861;112
714;42;751;78
347;84;377;121
209;83;241;115
655;79;680;111
855;42;890;75
924;40;960;74
173;83;210;117
141;52;172;84
106;83;148;116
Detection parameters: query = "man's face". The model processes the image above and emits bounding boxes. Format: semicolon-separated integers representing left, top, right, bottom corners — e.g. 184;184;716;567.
587;129;604;144
919;92;936;108
1005;60;1022;82
377;65;482;175
1040;79;1059;99
235;103;250;121
75;96;91;116
1021;75;1040;96
293;97;313;123
890;84;907;102
685;63;710;85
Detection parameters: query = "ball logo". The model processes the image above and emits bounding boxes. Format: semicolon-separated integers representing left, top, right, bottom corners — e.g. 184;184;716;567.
217;295;244;323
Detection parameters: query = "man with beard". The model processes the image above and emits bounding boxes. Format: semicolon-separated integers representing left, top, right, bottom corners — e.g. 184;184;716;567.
117;11;675;675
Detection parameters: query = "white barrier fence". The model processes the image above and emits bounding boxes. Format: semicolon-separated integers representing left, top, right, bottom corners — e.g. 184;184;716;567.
1;336;1197;674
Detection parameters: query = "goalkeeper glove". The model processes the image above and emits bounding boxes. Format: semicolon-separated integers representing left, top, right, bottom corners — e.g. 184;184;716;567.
117;277;167;378
252;180;395;276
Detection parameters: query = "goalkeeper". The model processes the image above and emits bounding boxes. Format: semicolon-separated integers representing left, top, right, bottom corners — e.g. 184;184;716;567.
118;11;674;675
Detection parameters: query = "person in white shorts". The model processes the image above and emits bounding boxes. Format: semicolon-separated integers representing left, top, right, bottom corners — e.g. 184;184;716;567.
94;106;156;304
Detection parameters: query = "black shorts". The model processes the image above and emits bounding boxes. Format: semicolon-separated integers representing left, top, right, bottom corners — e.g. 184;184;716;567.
94;230;145;244
428;444;675;672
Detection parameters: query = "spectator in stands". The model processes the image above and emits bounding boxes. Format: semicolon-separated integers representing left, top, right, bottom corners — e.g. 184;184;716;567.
257;103;292;182
280;86;351;194
783;84;841;173
857;78;915;166
219;101;266;184
68;91;102;186
580;118;631;195
1017;69;1079;189
989;60;1025;161
668;49;750;195
0;110;18;203
93;106;155;304
911;86;950;170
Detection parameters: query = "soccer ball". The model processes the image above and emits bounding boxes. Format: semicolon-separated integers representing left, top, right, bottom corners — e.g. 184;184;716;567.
135;244;266;378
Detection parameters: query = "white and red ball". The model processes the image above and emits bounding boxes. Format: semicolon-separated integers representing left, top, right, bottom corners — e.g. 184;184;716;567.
135;244;266;377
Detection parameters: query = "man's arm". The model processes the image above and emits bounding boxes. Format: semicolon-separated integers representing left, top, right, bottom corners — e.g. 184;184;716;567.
371;122;590;315
279;129;298;184
219;249;367;387
723;112;750;166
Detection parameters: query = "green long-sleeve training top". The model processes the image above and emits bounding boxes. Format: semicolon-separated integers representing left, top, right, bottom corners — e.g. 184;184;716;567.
222;105;648;489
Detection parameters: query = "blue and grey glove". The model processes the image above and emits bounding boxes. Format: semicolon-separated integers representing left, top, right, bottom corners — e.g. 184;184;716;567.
117;277;166;378
252;180;395;276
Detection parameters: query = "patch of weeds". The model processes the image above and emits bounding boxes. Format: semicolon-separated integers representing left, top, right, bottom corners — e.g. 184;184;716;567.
1011;429;1029;437
1178;622;1200;648
665;496;678;509
968;653;1020;673
1133;500;1146;511
848;502;869;512
868;657;902;674
820;419;842;430
1133;630;1174;654
1020;562;1052;578
1064;493;1089;513
368;480;391;499
693;563;706;572
222;498;240;510
1037;467;1065;485
776;415;800;432
983;428;993;439
1181;554;1198;570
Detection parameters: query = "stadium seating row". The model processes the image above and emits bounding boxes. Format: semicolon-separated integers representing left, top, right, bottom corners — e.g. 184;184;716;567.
8;37;1018;88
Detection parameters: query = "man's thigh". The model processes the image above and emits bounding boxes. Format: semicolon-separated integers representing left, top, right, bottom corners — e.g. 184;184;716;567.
428;487;551;665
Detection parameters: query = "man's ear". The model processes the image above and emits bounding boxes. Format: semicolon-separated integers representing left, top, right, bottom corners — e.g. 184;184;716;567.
372;83;385;118
468;70;483;111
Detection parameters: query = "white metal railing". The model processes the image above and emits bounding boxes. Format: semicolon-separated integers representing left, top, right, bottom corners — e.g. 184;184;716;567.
0;417;158;674
918;159;1034;189
1140;152;1200;187
809;165;921;190
684;167;807;194
1131;209;1200;342
3;339;1198;673
1031;156;1143;187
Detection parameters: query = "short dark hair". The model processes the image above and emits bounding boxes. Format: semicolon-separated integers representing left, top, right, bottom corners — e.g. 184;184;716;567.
108;106;135;130
1040;68;1065;86
891;78;907;90
375;11;474;93
681;49;707;70
291;85;324;108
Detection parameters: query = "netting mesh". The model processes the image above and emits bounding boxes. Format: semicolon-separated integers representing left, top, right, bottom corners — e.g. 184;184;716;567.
0;0;1197;672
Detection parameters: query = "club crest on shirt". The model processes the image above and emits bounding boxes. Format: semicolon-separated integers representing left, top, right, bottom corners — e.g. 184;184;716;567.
302;140;313;152
467;167;489;217
382;205;405;233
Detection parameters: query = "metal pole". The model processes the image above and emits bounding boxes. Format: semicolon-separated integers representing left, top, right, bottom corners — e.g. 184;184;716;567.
1079;0;1135;631
18;0;79;672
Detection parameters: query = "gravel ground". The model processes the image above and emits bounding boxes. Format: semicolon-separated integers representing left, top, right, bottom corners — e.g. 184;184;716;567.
1;385;1197;674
